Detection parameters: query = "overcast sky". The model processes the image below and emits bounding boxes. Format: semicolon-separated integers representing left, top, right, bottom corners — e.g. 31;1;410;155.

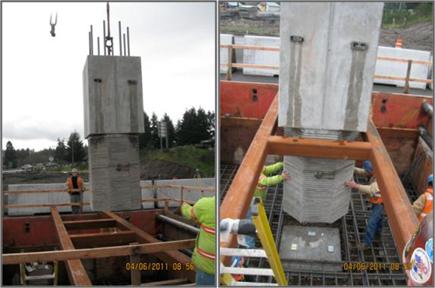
2;2;215;151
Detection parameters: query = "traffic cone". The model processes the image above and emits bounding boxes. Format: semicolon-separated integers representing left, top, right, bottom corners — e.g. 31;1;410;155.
395;36;403;48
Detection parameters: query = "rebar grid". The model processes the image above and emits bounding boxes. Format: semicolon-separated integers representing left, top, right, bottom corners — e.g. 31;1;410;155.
220;163;412;286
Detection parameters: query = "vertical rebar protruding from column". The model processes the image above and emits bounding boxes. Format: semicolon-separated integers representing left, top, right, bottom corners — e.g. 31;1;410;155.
97;37;100;55
103;20;106;56
127;27;130;56
118;21;122;56
88;31;91;55
106;2;112;55
90;25;94;55
123;33;126;56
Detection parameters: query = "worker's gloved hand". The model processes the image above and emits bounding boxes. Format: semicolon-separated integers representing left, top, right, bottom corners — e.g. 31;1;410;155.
282;171;290;181
345;180;359;189
180;202;189;214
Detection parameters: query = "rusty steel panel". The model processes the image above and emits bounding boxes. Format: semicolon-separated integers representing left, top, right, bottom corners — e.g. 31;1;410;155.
220;80;278;118
3;210;160;249
408;137;433;195
220;117;262;164
378;127;419;175
371;91;432;129
367;122;419;255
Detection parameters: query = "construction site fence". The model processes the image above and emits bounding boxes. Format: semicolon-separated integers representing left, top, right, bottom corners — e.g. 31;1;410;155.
220;44;433;93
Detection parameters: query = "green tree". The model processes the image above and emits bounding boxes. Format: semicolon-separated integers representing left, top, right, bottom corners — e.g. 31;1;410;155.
176;108;213;145
4;141;17;168
55;138;67;163
150;113;160;149
139;112;152;149
66;132;86;165
162;113;176;148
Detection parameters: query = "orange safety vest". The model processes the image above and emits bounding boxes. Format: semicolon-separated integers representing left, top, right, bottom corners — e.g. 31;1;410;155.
418;187;433;222
66;176;84;194
369;193;383;205
368;178;383;205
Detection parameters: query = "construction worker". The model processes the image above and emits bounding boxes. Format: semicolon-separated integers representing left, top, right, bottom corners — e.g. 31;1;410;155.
231;162;289;281
181;196;215;286
345;160;383;250
255;161;289;201
65;168;84;214
412;174;433;222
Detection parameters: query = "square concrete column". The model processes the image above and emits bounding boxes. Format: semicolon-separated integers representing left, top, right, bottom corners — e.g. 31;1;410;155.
83;56;144;211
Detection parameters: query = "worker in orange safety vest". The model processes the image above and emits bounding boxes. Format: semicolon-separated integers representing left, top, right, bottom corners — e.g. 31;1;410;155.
412;174;433;222
65;168;85;214
345;160;383;250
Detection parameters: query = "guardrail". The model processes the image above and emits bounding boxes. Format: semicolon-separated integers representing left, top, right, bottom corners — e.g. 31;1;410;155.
220;44;433;93
3;184;215;212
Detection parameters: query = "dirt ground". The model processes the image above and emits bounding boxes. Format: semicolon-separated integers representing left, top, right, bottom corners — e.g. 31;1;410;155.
220;16;433;51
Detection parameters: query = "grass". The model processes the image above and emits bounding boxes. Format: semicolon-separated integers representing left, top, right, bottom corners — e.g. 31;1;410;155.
141;145;214;177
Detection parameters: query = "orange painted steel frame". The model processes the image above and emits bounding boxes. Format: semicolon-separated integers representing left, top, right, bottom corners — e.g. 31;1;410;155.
220;92;419;260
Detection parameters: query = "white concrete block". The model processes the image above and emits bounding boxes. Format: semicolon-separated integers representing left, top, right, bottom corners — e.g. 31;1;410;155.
279;2;383;132
374;46;431;90
7;183;92;216
240;35;280;76
220;34;234;74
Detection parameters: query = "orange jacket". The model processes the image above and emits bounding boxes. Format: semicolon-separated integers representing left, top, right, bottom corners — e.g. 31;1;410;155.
66;175;84;194
418;187;433;222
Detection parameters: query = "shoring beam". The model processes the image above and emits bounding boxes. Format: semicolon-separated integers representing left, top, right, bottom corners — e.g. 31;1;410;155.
2;239;195;264
267;136;372;160
63;218;117;230
104;211;195;282
70;230;137;248
367;121;418;254
50;207;92;286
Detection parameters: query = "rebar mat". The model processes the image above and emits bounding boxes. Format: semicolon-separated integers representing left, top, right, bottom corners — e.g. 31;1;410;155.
219;163;418;286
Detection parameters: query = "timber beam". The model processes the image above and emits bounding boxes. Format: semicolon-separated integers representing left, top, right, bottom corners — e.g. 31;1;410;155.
103;211;196;282
2;239;195;265
51;207;92;286
70;230;137;248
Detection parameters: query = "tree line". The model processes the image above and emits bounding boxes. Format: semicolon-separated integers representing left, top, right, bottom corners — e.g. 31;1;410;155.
3;107;215;168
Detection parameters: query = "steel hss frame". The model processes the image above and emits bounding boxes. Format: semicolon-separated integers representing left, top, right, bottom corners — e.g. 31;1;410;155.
220;94;419;264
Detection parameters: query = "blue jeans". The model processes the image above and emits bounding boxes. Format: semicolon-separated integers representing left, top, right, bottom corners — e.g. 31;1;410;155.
196;269;215;286
70;193;82;214
364;204;384;246
231;210;256;268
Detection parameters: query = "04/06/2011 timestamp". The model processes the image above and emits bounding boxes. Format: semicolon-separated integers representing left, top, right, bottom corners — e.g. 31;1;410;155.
125;262;194;271
343;262;412;271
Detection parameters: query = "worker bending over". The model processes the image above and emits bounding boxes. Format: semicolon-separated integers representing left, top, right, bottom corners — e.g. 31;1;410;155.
65;168;85;214
345;160;383;250
412;174;433;222
181;196;215;286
